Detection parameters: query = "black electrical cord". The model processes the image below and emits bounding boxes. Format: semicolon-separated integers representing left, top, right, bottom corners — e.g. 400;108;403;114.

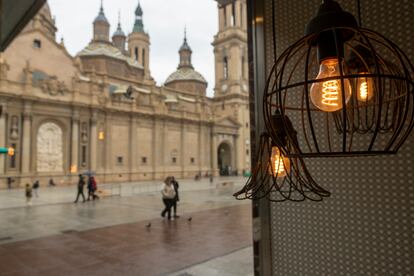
357;0;362;27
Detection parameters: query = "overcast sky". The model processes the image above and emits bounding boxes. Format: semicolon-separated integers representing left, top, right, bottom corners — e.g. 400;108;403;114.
48;0;218;97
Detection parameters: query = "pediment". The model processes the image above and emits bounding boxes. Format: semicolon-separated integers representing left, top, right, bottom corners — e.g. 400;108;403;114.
215;116;241;128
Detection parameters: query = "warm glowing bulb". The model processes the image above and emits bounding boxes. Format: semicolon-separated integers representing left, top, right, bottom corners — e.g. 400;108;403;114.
269;146;290;177
310;58;352;112
356;72;374;102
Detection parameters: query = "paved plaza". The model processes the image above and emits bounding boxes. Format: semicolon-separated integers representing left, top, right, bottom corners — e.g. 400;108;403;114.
0;177;253;275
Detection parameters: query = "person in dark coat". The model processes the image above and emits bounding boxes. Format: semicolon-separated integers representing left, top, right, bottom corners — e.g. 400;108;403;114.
32;180;40;197
74;174;86;203
87;176;99;200
7;177;14;189
171;176;180;218
87;176;94;201
25;183;32;205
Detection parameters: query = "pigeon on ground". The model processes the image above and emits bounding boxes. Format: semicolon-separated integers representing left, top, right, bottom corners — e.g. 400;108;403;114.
146;222;151;228
187;216;192;222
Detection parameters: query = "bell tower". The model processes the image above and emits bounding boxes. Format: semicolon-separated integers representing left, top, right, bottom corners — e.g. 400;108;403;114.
213;0;250;175
128;1;151;78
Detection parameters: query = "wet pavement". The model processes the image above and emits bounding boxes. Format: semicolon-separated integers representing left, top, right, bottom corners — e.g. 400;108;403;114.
0;177;253;275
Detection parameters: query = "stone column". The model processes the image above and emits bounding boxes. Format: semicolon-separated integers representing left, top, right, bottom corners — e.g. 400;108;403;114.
198;123;203;173
235;0;242;27
89;112;98;173
0;104;6;174
211;132;218;176
21;104;32;174
104;113;113;174
233;135;239;175
219;7;225;30
153;117;163;179
71;110;79;174
180;120;186;178
129;116;138;180
226;4;232;27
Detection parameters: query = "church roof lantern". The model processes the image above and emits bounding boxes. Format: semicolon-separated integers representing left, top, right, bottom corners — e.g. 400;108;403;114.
113;13;126;37
94;1;109;25
165;29;207;85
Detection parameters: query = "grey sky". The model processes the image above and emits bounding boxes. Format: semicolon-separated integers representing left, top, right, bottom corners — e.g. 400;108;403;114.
48;0;218;97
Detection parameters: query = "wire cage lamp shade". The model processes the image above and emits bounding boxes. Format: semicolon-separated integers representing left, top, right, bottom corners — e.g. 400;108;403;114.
264;3;414;158
233;132;330;202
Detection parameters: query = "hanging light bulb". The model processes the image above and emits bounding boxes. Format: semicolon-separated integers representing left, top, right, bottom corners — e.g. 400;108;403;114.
310;58;352;112
356;72;374;101
269;146;290;177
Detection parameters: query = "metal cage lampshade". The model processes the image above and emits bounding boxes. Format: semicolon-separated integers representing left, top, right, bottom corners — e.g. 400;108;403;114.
233;132;330;202
264;0;414;158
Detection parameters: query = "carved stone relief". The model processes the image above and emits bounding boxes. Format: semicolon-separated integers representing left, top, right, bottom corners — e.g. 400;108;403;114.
37;122;63;172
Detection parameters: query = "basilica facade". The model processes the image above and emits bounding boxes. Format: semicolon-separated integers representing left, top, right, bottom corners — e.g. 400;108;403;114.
0;0;250;187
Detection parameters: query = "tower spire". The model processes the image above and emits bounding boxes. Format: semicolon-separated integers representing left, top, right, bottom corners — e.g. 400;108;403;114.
133;0;145;33
179;28;193;69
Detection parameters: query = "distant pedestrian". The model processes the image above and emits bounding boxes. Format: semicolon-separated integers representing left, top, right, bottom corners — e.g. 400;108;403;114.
209;173;214;185
160;176;176;220
171;176;180;218
87;176;99;201
7;177;14;189
32;180;40;197
25;183;32;205
74;174;86;203
91;176;99;200
49;178;56;186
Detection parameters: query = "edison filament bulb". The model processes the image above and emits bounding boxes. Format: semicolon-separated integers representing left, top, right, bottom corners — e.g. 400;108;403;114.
310;58;352;112
356;72;374;102
269;146;290;177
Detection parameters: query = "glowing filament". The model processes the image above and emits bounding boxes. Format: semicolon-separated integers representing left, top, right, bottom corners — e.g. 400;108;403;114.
321;80;340;107
269;146;290;177
359;81;368;100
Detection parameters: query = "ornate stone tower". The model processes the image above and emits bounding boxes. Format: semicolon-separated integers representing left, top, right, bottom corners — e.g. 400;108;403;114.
213;0;250;175
128;1;151;78
93;1;110;43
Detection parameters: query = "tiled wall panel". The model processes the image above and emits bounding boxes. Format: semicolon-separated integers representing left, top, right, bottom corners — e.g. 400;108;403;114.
265;1;414;275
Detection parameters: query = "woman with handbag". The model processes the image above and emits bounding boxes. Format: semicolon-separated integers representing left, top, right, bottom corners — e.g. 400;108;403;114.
160;176;176;220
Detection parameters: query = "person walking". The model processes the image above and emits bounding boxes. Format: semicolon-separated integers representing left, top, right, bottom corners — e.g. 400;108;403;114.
32;180;40;197
87;176;94;201
160;176;176;220
74;174;86;203
25;183;32;206
91;176;99;200
7;177;14;189
171;176;180;218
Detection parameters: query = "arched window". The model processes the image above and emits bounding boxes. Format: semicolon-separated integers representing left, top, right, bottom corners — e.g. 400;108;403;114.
134;47;139;62
241;56;245;78
223;57;229;80
231;3;236;26
142;48;146;67
223;6;227;27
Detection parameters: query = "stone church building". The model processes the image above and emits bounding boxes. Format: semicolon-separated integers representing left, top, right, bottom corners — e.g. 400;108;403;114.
0;0;249;187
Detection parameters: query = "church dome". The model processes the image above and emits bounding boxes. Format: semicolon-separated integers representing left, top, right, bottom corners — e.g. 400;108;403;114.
165;67;207;84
